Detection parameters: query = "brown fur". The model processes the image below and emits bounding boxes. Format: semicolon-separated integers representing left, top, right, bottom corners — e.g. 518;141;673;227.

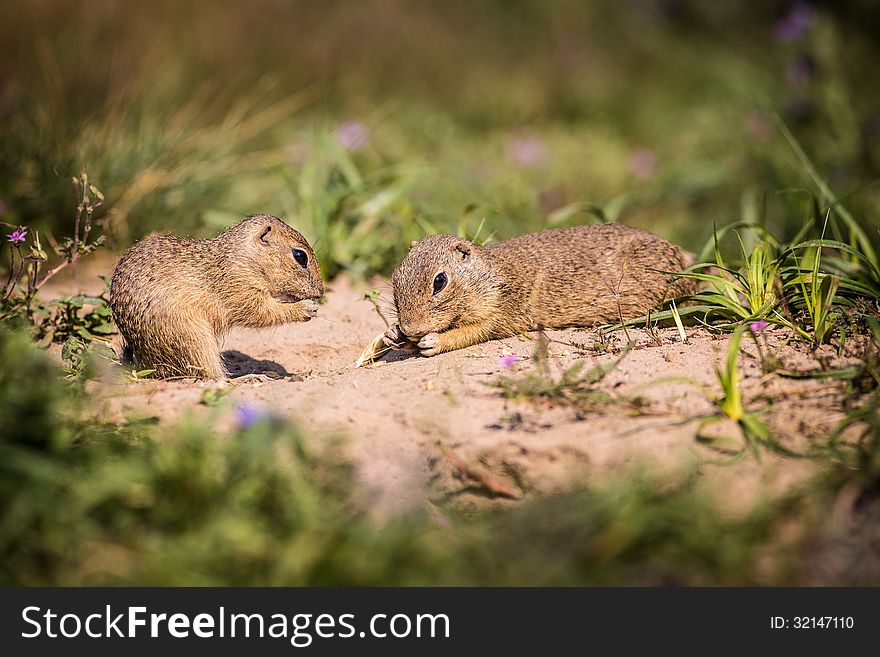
110;215;324;378
386;224;696;356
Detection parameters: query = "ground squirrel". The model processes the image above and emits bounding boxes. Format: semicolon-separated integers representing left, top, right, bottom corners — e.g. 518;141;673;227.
110;215;324;379
384;223;695;356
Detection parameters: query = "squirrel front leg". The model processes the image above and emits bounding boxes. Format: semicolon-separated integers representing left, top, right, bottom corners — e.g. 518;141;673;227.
280;298;319;323
237;298;319;327
417;322;495;357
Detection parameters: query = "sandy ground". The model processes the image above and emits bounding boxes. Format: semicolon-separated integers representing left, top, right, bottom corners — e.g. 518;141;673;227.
49;261;867;517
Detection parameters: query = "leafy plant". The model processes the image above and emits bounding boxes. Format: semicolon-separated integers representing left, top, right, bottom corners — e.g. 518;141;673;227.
685;229;783;326
789;250;840;346
128;368;158;381
59;335;115;380
2;175;109;340
38;290;115;344
696;324;791;458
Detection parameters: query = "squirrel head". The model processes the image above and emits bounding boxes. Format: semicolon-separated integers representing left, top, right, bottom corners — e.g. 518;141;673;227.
228;215;324;304
391;235;496;339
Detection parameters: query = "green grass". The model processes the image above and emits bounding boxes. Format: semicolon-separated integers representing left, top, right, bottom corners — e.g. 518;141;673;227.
618;168;880;349
695;324;787;458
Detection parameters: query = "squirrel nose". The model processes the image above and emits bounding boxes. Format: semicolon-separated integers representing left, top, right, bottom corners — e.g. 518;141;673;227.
399;322;420;339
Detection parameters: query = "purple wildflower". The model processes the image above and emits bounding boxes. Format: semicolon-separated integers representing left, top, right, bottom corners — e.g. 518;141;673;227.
774;3;815;43
627;148;658;181
336;120;369;151
506;135;548;168
235;404;266;430
498;354;517;368
6;226;27;244
750;319;769;333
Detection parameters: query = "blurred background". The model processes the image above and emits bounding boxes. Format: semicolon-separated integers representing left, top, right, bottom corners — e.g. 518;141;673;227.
1;0;879;278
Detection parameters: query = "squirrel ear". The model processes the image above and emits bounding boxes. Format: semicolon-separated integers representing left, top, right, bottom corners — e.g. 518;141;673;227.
258;225;272;244
455;242;472;259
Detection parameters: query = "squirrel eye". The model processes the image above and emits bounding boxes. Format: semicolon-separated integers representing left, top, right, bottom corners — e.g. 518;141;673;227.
292;249;308;268
432;272;448;295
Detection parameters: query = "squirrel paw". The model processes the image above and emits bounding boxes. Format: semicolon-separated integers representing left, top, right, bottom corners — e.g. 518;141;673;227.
299;299;319;320
418;333;442;357
383;324;406;348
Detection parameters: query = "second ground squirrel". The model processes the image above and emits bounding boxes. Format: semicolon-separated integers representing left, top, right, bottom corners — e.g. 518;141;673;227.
385;223;695;356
